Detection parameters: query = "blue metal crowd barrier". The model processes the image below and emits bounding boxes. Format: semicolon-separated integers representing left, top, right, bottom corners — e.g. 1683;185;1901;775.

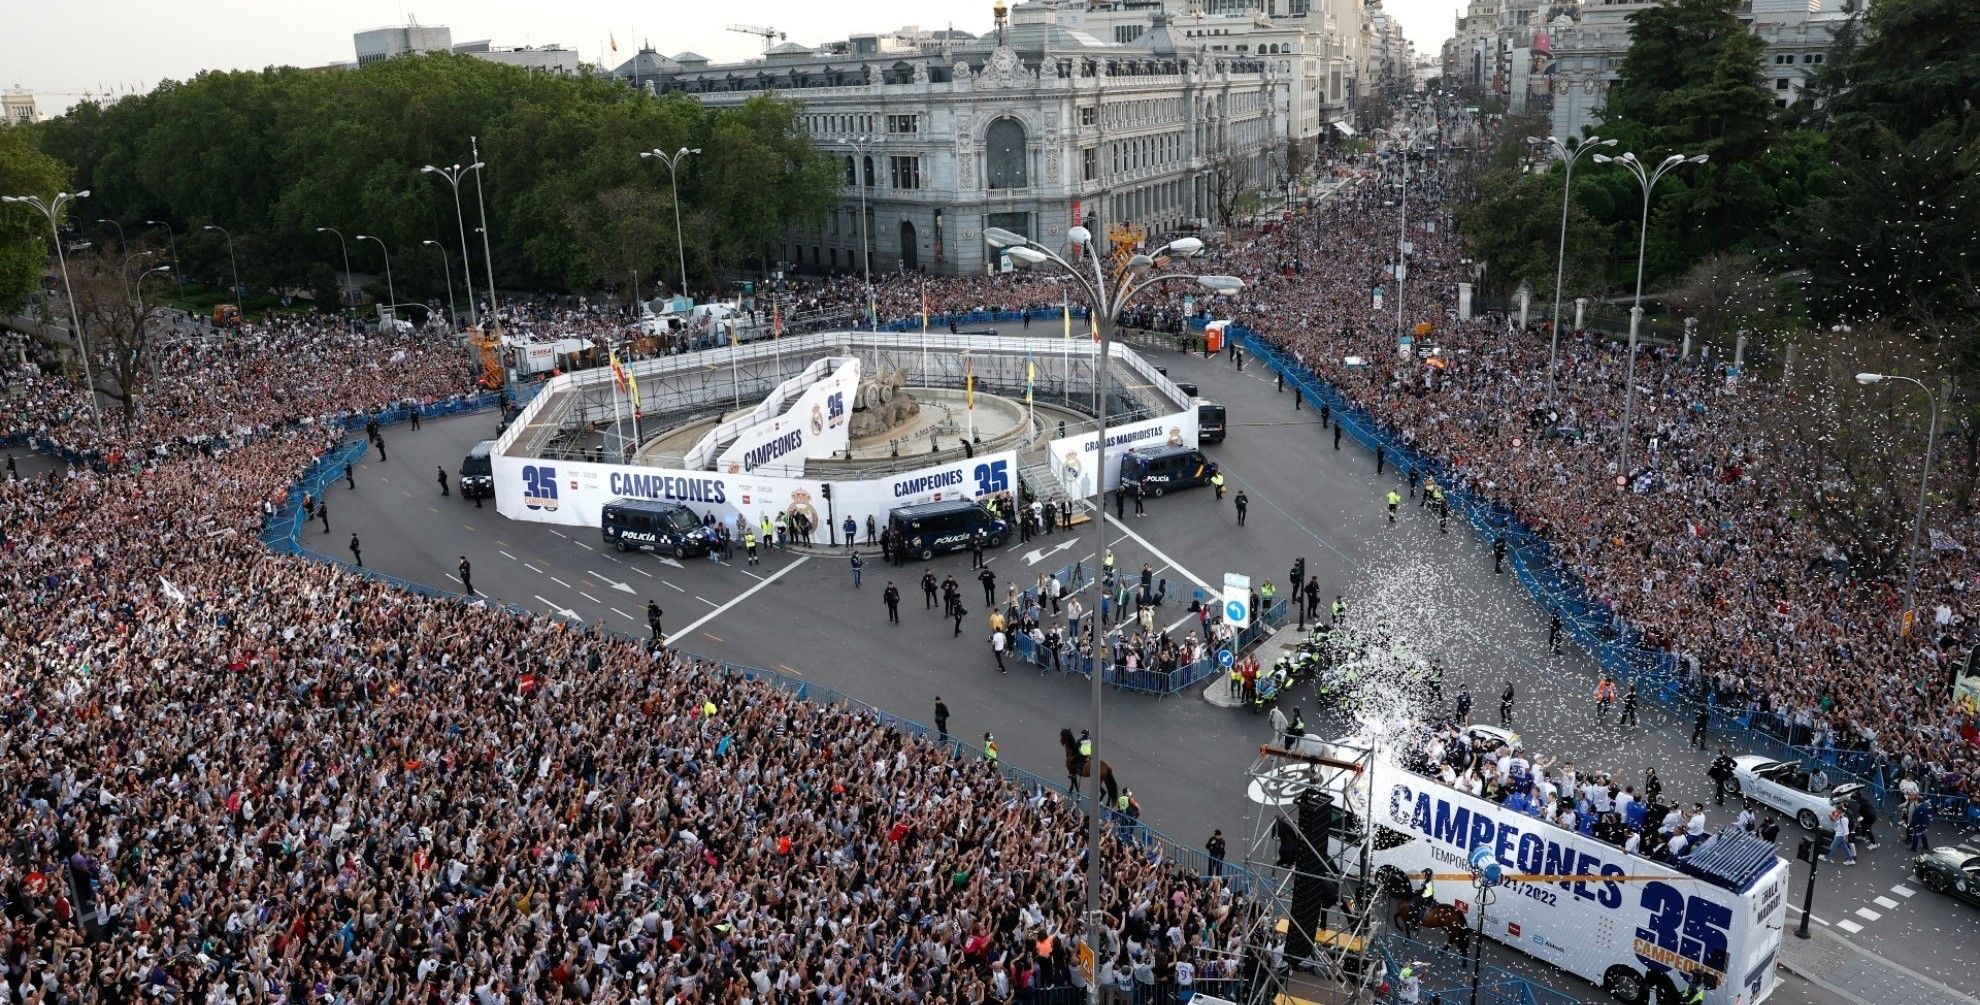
1233;326;1978;828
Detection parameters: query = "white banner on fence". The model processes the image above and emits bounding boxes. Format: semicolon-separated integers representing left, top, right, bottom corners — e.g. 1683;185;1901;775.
1046;409;1199;499
495;450;1020;544
714;358;858;477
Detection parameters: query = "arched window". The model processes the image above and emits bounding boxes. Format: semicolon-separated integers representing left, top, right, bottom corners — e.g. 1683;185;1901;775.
863;155;875;187
844;156;857;186
986;118;1028;190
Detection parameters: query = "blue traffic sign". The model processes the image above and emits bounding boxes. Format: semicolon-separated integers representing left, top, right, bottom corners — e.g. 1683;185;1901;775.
1225;599;1247;622
1217;649;1235;668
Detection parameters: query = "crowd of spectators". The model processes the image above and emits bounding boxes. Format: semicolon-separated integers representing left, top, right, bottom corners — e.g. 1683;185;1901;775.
1;309;1258;1002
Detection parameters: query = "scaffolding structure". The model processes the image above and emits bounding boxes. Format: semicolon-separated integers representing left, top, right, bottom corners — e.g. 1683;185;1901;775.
1232;739;1385;1005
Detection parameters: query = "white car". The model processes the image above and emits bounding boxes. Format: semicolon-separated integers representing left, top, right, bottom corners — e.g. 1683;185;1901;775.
1728;755;1865;831
1464;724;1521;752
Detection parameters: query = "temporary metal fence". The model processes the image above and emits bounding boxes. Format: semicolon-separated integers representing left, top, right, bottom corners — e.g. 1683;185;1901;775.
1235;326;1979;830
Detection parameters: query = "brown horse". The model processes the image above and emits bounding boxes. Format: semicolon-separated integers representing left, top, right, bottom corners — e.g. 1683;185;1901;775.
1059;728;1121;803
1392;897;1472;952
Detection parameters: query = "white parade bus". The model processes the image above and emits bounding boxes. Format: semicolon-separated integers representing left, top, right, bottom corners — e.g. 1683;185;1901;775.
1353;758;1789;1005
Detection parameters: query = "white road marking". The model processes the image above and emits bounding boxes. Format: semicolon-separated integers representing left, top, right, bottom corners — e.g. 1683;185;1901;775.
549;576;572;589
523;563;543;574
610;607;632;620
549;529;568;539
1891;884;1916;898
1853;907;1881;922
739;568;765;581
445;574;462;585
499;550;518;561
663;581;686;593
671;556;811;638
586;571;638;594
1835;919;1862;935
579;591;602;604
574;541;593;550
1873;896;1899;909
629;566;653;577
532;594;579;618
696;596;719;607
1104;514;1216;594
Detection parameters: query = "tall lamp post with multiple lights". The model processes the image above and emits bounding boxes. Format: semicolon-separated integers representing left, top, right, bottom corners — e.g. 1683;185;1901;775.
640;146;701;304
983;223;1241;1002
145;218;184;299
421;163;483;328
1855;372;1940;629
842;137;882;330
1592;149;1706;476
1529;134;1614;394
3;190;99;430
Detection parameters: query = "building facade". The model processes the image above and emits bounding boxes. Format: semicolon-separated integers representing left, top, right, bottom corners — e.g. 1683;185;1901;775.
1550;0;1852;140
633;16;1286;277
2;86;38;125
354;23;455;65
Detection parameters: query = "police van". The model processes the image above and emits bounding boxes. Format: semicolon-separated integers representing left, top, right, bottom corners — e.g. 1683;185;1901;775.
459;440;496;500
1347;757;1788;1005
1196;400;1228;443
1118;444;1217;495
888;500;1009;561
601;498;719;558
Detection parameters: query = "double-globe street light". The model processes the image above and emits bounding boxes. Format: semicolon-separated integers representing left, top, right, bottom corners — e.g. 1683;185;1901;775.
640;146;701;305
2;190;100;430
1592;150;1707;477
423;240;460;331
1855;372;1940;630
356;234;397;326
315;227;354;310
982;223;1241;1002
1530;134;1615;395
202;224;242;307
422;162;485;328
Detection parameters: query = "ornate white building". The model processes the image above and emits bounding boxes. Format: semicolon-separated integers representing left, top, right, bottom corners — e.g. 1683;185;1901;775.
633;14;1286;276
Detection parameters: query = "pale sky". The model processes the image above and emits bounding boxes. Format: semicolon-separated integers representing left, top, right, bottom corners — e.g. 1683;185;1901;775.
7;0;1463;117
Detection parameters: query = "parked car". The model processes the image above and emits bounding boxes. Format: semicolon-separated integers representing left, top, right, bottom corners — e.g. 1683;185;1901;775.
1911;843;1980;906
1728;755;1865;831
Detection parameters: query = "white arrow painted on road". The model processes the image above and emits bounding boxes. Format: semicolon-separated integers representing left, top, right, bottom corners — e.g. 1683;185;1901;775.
655;556;685;569
588;571;638;594
532;594;580;619
1023;538;1080;566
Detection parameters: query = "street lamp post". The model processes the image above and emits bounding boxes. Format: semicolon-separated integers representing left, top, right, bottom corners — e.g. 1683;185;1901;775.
315;227;354;311
640;146;702;303
1856;372;1940;629
145;218;184;300
983;224;1242;1004
356;234;397;326
134;263;172;315
202;225;242;306
3;190;100;430
842;137;881;331
1531;134;1615;396
96;218;125;250
1393;137;1411;351
423;240;460;331
1592;150;1706;476
421;163;483;328
469;137;501;328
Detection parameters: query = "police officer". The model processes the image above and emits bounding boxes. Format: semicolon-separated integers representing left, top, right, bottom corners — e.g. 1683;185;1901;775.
1410;868;1435;926
348;533;363;568
647;600;664;641
1548;609;1564;653
883;581;901;623
743;529;759;565
1500;681;1515;726
1077;730;1093;773
345;462;356;490
457;555;475;596
436;466;449;496
983;732;998;762
1386;489;1402;523
1234;491;1248;526
1133;480;1147;517
1333;423;1343;451
970;528;987;569
933;696;950;739
921;569;939;610
1331;595;1347;624
1493;533;1508;573
1709;749;1737;806
318;500;330;534
979;565;997;606
1209;470;1227;500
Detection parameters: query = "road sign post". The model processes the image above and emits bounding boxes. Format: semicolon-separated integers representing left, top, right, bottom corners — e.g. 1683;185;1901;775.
1223;572;1251;630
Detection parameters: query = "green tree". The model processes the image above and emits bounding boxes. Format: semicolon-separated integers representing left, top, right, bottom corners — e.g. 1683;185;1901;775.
1793;0;1980;334
0;126;73;314
1456;167;1614;302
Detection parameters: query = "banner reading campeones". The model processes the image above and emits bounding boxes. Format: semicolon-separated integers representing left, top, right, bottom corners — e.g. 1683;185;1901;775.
494;450;1019;540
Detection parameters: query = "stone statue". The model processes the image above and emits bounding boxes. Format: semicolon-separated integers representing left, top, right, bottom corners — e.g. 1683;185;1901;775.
849;366;921;439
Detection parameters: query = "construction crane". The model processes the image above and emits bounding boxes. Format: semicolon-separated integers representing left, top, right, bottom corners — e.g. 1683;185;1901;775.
727;24;786;53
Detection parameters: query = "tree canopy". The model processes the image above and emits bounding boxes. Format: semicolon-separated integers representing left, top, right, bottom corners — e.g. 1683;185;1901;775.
0;126;73;314
26;55;840;310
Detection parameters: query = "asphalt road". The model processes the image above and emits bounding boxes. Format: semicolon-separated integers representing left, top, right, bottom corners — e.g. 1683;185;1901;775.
326;331;1977;1005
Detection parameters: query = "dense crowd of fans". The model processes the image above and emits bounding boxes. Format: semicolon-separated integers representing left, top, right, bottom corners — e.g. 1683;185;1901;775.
0;318;1255;1003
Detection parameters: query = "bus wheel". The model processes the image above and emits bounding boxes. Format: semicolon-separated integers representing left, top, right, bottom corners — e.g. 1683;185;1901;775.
919;548;934;561
1602;966;1646;1005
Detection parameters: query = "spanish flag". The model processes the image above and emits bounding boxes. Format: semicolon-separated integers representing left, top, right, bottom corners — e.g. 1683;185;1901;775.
610;349;629;396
